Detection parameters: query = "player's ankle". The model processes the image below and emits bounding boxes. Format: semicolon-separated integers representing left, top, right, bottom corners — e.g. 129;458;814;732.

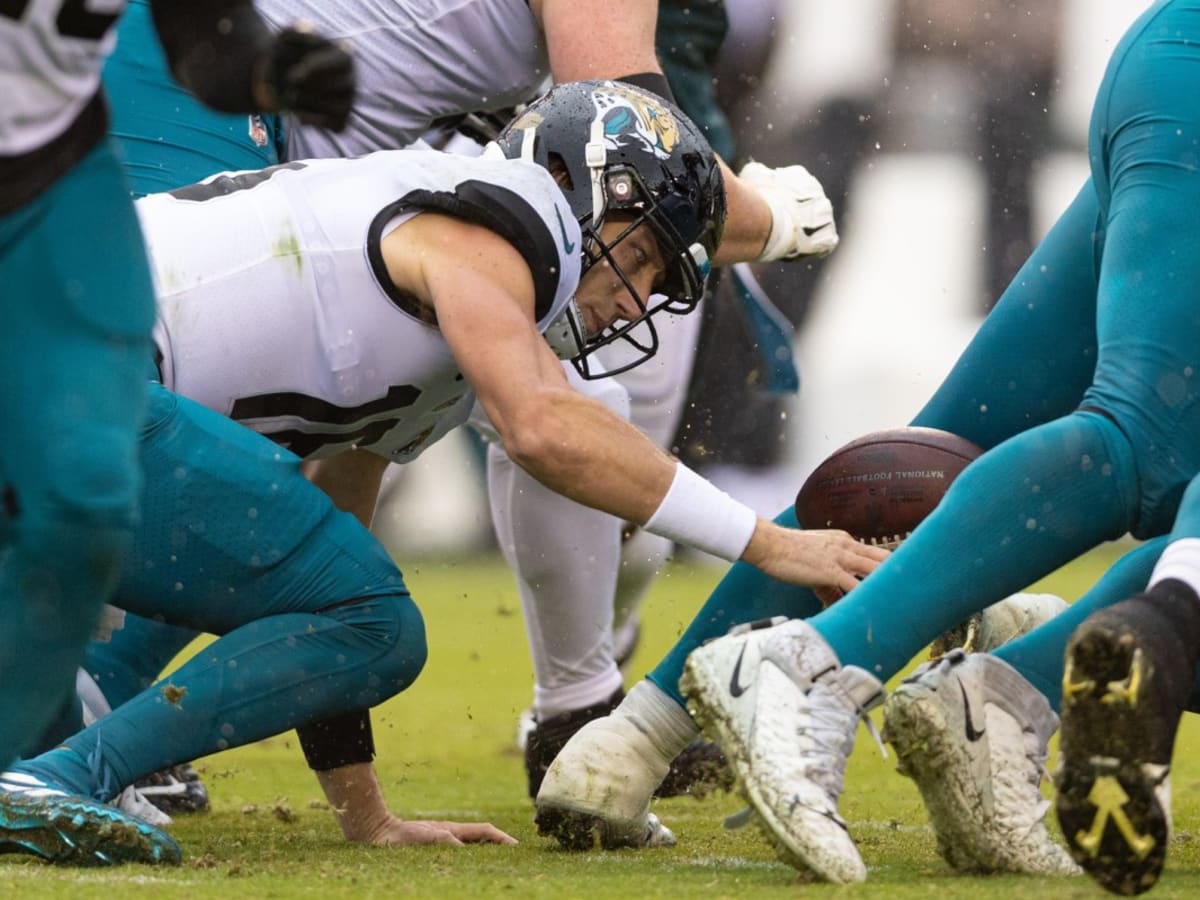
618;680;697;760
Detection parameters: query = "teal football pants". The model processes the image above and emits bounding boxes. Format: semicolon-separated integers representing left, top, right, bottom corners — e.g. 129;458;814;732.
15;384;425;799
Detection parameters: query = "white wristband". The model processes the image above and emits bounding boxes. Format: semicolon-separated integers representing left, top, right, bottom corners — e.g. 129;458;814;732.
643;462;758;562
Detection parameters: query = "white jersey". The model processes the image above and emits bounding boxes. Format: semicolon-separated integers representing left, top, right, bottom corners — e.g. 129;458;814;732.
255;0;548;159
139;149;581;462
0;0;121;155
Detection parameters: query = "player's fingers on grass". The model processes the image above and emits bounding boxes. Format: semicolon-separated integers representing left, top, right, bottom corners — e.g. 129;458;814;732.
443;822;519;844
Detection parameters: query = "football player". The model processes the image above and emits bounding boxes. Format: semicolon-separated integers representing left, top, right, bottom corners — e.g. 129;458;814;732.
90;0;838;804
535;0;1200;885
1;80;885;866
0;0;353;863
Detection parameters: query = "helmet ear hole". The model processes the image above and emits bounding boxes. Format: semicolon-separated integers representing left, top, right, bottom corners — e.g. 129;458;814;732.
547;153;573;191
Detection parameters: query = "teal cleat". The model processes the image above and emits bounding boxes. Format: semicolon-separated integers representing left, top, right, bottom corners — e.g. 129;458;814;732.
0;776;182;866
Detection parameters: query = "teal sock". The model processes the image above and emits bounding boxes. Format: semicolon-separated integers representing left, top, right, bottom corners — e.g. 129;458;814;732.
11;745;97;798
810;411;1138;681
993;537;1164;710
648;506;824;706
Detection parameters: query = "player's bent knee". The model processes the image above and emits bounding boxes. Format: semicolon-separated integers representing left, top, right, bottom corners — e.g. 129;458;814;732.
327;592;429;703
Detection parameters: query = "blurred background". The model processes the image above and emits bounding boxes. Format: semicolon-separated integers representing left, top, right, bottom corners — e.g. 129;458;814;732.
375;0;1154;558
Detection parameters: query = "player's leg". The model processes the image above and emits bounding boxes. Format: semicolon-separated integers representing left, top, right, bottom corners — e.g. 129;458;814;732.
652;176;1107;703
0;143;156;772
481;371;628;797
1057;510;1200;892
873;538;1161;877
82;612;199;714
992;538;1164;709
487;438;626;792
710;4;1200;878
5;386;425;804
0;143;176;865
1056;14;1200;883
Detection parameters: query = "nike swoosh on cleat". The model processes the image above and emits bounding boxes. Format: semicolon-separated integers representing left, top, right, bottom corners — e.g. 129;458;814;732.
729;644;753;697
801;225;825;237
958;681;986;742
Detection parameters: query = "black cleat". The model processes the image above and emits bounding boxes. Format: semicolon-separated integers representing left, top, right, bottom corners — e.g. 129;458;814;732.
653;737;733;799
1056;595;1194;895
133;763;209;815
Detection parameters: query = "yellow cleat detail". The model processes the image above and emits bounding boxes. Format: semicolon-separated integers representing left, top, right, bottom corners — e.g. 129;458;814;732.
1061;655;1095;704
1101;648;1143;707
1075;775;1156;861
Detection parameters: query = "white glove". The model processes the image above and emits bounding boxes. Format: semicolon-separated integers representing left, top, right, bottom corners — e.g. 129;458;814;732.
739;160;839;261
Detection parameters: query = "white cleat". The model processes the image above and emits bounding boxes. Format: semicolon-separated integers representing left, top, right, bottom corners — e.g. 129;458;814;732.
535;715;677;851
931;592;1069;658
971;593;1069;653
113;785;174;828
680;618;884;884
882;649;1079;875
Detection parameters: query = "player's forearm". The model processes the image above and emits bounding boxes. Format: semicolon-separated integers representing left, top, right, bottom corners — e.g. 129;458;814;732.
711;157;774;266
502;392;756;562
501;390;673;525
314;762;392;843
148;0;272;113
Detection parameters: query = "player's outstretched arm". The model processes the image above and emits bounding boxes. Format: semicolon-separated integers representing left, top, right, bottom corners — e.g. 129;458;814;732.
406;215;883;592
148;0;355;130
316;763;518;847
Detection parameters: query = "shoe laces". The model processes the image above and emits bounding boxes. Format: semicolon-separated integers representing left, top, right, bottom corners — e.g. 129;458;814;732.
801;676;885;802
86;734;121;803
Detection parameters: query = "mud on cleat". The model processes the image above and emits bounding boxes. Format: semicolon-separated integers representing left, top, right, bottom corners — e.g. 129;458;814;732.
1056;593;1194;896
0;773;181;866
680;618;884;884
882;649;1078;875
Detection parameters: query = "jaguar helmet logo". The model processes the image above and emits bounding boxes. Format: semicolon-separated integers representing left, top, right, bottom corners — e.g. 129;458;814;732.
591;84;679;160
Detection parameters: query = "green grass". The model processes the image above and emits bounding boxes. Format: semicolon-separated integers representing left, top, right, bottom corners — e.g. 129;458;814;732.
6;542;1200;898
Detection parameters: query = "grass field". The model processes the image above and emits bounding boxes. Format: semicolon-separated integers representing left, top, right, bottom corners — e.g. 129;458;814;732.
5;541;1200;898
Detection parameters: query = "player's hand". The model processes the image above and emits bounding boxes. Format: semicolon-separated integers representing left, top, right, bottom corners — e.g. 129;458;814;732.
739;161;839;261
259;25;356;131
740;521;888;594
357;815;518;847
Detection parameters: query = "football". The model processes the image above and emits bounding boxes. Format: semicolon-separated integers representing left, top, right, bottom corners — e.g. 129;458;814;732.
795;427;983;546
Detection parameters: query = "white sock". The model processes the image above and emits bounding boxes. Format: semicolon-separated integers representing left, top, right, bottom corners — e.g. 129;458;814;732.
618;680;698;760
